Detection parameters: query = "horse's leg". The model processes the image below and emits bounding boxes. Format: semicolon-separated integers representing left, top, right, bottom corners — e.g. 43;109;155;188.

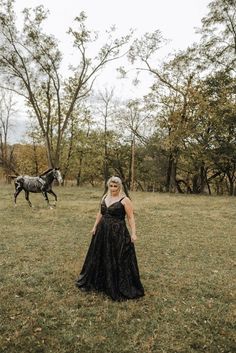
47;190;57;206
42;191;52;208
14;187;23;206
24;190;32;207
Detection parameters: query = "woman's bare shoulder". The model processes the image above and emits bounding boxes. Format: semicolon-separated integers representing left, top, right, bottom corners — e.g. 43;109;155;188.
121;196;132;205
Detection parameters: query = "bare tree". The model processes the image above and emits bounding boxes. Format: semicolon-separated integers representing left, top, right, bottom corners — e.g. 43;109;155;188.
199;0;236;72
116;99;150;190
0;89;18;176
95;88;116;186
0;1;132;168
126;30;202;191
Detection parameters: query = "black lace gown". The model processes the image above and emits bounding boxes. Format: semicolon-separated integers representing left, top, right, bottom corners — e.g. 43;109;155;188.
75;198;144;301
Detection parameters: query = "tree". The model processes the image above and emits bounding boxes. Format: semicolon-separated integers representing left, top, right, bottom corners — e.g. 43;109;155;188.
114;99;151;190
13;143;48;176
0;89;18;176
203;71;236;195
128;33;201;191
199;0;236;72
95;88;115;186
0;0;132;169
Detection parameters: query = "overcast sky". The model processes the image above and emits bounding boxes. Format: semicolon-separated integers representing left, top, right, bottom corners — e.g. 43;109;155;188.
14;0;211;46
10;0;211;142
14;0;211;89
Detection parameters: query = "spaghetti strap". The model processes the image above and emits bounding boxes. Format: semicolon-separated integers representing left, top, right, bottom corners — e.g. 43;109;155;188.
119;196;126;202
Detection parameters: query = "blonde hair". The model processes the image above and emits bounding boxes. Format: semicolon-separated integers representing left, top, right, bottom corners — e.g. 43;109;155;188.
106;176;125;197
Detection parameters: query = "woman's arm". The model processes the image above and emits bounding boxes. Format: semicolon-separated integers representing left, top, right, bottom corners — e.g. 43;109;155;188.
91;195;106;235
91;212;102;235
122;197;137;242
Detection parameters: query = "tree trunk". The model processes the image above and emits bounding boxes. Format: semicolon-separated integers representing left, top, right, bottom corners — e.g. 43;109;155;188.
103;114;109;188
130;135;135;191
32;142;39;175
44;135;54;168
166;148;178;192
76;154;84;186
227;176;234;196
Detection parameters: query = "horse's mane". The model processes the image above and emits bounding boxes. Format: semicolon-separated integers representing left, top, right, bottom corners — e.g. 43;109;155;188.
39;168;53;177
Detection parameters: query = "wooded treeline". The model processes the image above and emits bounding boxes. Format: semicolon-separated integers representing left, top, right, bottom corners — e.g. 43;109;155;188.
0;0;236;195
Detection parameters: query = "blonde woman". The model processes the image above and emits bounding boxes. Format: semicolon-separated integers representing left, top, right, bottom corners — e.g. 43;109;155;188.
76;176;144;301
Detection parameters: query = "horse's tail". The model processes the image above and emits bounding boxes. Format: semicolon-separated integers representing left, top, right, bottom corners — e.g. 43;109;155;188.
8;175;18;179
12;176;24;190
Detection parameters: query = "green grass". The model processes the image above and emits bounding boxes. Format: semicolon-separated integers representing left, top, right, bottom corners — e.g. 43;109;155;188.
0;184;235;353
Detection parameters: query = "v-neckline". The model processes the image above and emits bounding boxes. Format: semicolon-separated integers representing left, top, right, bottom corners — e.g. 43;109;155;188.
104;197;123;208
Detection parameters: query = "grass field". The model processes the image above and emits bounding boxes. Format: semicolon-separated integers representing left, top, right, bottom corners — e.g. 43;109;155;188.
0;184;235;353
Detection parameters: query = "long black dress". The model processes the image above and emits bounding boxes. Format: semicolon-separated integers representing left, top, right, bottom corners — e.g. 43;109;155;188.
75;197;144;301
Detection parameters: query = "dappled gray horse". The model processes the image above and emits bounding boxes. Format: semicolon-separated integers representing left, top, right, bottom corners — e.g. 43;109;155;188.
13;168;63;207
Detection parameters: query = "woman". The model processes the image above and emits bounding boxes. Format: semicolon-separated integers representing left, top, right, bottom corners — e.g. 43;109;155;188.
76;176;144;301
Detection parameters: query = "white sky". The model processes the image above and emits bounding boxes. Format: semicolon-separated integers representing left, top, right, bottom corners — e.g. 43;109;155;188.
10;0;211;142
14;0;211;45
14;0;211;90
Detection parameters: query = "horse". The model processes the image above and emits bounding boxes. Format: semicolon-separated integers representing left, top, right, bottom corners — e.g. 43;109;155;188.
12;168;63;208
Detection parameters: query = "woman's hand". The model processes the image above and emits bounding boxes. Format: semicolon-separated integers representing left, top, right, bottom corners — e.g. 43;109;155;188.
91;212;102;236
131;234;137;242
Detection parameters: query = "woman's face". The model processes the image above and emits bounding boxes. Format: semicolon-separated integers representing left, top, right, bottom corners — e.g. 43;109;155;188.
109;182;120;196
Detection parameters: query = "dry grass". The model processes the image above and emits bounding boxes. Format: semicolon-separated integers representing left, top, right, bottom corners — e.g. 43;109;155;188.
0;184;235;353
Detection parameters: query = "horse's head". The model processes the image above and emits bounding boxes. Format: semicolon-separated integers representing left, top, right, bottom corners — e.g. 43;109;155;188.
53;168;63;184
